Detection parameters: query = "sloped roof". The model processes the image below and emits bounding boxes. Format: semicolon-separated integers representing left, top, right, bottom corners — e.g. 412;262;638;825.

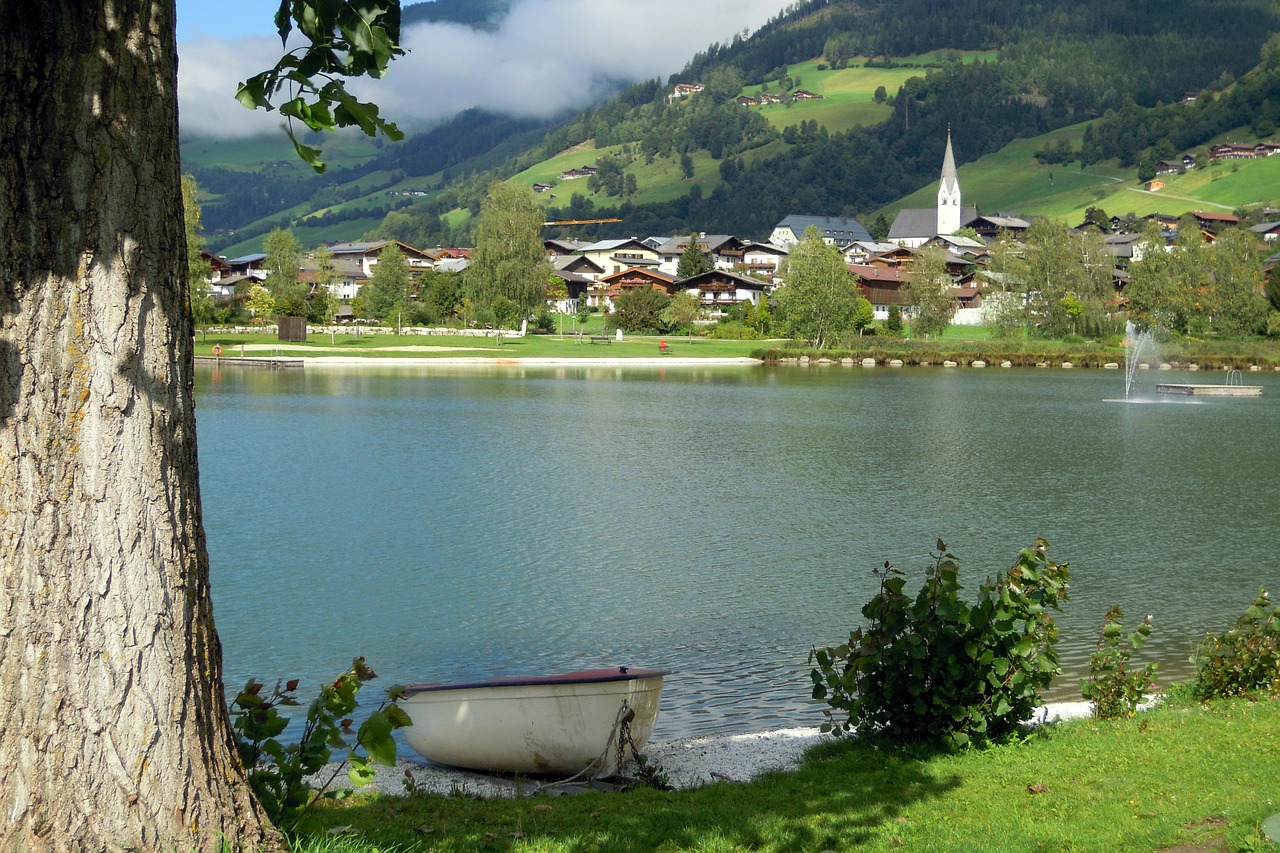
598;267;676;284
843;240;900;255
655;234;739;255
848;263;907;283
888;206;979;240
973;214;1030;230
580;238;651;253
676;269;770;289
774;215;872;243
325;239;436;259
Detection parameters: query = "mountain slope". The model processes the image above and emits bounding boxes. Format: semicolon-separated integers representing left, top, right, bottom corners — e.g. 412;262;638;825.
190;0;1280;251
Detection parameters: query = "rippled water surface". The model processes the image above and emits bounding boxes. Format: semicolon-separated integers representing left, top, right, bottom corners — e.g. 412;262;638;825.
195;363;1280;739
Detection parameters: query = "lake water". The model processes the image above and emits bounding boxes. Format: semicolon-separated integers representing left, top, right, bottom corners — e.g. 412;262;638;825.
195;362;1280;740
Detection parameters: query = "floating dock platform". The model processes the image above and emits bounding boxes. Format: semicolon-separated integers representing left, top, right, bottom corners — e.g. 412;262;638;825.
1156;383;1262;397
195;356;305;369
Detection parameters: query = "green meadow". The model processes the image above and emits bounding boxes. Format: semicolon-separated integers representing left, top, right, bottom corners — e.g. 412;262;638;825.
878;121;1280;225
743;52;996;135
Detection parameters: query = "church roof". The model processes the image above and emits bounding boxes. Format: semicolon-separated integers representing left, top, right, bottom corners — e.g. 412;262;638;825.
940;131;960;196
941;132;958;182
887;206;979;240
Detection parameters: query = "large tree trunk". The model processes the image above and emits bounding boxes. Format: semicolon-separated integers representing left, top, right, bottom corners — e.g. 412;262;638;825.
0;2;282;850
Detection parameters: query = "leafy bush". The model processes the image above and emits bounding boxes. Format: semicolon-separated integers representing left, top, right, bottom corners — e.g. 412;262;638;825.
231;658;411;829
1193;589;1280;699
707;319;762;339
605;287;670;333
1081;606;1157;719
533;311;556;334
810;539;1070;750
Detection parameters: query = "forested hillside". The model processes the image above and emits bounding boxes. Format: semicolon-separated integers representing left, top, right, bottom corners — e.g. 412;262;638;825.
384;0;1280;244
193;0;1280;251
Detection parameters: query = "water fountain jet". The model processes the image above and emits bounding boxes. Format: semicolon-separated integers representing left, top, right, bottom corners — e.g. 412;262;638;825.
1123;320;1157;399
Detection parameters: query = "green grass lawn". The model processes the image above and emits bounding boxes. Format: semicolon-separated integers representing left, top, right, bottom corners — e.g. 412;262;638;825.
289;694;1280;852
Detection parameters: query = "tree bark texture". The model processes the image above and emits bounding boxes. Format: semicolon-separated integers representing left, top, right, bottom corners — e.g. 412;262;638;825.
0;2;281;850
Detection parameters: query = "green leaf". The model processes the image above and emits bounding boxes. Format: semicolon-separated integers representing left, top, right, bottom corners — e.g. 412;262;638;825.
348;755;376;787
358;711;397;766
274;0;293;44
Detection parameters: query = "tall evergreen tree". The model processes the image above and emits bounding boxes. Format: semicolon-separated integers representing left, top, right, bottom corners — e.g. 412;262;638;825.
363;241;412;322
677;234;715;278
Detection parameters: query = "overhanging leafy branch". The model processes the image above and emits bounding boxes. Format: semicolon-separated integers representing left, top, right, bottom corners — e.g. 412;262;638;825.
237;0;406;171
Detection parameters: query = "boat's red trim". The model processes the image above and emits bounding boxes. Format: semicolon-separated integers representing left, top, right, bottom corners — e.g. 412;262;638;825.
401;666;671;695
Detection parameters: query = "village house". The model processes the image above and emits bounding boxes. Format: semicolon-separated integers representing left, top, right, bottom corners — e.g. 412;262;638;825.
548;270;591;311
298;254;368;301
848;263;910;320
554;254;606;284
590;267;677;308
575;238;661;278
201;250;232;282
324;240;438;278
841;240;900;264
738;241;789;282
1210;142;1265;161
654;234;748;276
1103;232;1148;263
207;273;261;302
968;213;1031;241
1190;210;1240;233
770;214;872;246
1249;221;1280;242
668;82;704;101
675;269;771;316
224;252;269;278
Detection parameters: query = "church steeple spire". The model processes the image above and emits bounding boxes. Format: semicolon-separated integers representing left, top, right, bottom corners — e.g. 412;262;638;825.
937;127;962;235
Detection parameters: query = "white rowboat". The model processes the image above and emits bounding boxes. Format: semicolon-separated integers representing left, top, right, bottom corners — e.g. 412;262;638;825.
399;667;670;776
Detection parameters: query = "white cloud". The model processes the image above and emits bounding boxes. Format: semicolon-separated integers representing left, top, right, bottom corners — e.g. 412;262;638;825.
178;0;784;138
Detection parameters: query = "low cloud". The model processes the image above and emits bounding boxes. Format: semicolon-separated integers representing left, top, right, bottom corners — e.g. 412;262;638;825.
178;0;784;138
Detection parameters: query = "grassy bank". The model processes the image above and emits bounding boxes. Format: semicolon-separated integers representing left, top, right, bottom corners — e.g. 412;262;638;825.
291;693;1280;852
193;331;769;360
191;329;1280;370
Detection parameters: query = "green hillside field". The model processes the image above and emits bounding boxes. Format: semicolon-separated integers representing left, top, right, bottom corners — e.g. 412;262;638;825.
181;131;381;175
877;121;1280;226
743;51;996;135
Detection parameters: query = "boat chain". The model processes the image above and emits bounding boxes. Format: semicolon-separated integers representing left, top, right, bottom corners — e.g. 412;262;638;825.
537;700;638;793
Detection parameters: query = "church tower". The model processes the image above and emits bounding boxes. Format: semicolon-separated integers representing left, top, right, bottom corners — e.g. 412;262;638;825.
937;129;962;236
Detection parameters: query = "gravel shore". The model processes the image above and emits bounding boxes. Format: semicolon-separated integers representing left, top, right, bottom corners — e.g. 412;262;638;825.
331;701;1096;799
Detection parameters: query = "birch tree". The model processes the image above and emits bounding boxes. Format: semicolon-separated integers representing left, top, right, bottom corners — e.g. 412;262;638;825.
904;246;955;337
466;182;553;320
775;226;858;347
